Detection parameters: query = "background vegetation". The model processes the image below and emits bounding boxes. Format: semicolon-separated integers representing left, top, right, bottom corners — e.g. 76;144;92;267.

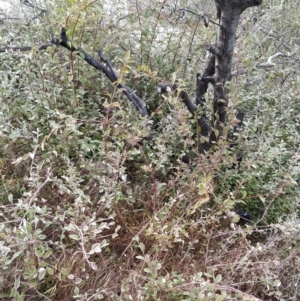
0;0;299;300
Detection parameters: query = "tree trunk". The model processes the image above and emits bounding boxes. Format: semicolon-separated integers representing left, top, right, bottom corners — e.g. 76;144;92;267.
208;0;262;143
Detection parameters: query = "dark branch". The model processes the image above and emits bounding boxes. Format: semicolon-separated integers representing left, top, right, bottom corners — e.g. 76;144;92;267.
157;82;211;153
157;82;197;115
215;0;262;13
200;77;215;84
179;90;197;114
233;112;244;134
239;0;263;11
157;83;174;94
98;51;118;82
51;28;148;117
230;112;245;168
0;44;53;52
196;55;215;106
216;2;221;19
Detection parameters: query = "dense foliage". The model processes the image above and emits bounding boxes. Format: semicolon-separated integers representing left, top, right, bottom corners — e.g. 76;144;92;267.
0;0;299;300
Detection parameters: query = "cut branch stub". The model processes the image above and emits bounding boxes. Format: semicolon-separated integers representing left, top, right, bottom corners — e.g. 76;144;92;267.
206;45;223;57
196;55;215;106
157;82;197;115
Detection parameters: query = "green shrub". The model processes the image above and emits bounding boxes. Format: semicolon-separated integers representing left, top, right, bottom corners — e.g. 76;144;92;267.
0;1;299;300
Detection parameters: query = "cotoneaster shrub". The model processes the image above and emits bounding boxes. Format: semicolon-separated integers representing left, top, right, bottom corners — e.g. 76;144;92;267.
0;1;299;300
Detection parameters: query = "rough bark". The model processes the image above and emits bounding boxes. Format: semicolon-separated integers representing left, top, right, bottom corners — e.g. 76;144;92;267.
158;1;262;154
196;55;215;107
209;0;262;142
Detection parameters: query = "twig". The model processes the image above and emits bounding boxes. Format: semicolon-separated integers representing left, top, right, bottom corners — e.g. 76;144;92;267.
257;52;286;68
73;224;98;271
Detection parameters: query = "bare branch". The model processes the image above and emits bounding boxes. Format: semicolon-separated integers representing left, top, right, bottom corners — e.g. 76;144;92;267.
51;28;148;117
98;51;118;81
218;0;262;12
0;44;52;52
196;55;215;106
157;82;211;153
240;0;263;10
257;52;287;68
157;82;197;115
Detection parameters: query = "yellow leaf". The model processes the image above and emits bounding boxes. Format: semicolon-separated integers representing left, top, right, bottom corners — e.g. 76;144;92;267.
111;102;120;108
172;72;176;83
124;50;131;61
137;65;150;72
187;193;210;216
121;65;129;73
